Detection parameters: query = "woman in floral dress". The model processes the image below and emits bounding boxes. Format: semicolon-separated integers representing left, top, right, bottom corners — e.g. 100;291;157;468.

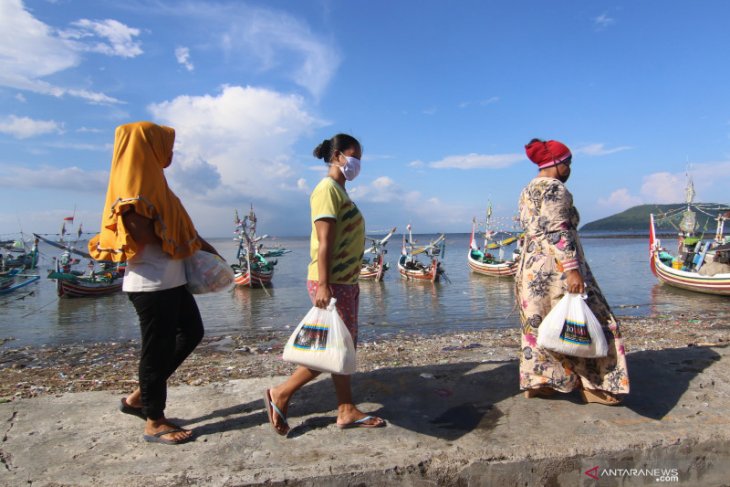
515;139;629;405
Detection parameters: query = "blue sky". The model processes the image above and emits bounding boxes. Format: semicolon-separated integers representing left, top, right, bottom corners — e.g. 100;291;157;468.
2;0;730;239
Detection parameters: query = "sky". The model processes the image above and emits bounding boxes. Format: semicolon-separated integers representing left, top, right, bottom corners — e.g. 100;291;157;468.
2;0;730;239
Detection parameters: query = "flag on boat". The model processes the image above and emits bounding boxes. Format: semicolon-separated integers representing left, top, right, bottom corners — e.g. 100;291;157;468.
64;216;74;222
77;223;83;238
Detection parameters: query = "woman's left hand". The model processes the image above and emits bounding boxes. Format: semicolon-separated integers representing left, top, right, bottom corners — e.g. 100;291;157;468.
566;269;585;294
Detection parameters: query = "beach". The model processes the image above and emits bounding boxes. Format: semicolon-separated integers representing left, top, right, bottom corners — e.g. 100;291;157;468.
2;310;728;402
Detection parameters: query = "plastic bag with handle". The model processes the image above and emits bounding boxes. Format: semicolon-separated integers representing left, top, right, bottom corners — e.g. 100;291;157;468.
537;293;608;358
184;250;234;294
282;298;356;374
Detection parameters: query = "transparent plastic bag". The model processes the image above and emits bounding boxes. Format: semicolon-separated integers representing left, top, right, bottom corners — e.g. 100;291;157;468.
184;250;234;294
282;298;356;374
537;293;608;358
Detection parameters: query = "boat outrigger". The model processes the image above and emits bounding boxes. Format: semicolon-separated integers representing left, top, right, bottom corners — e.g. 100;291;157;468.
649;176;730;296
360;227;397;281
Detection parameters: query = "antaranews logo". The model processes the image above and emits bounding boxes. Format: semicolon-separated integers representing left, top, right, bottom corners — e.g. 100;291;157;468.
584;466;680;483
584;466;600;480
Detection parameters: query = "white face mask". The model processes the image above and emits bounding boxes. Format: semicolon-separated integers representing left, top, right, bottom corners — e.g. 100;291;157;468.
338;155;361;181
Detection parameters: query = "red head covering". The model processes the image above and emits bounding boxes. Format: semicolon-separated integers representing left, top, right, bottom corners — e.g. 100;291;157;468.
525;139;572;169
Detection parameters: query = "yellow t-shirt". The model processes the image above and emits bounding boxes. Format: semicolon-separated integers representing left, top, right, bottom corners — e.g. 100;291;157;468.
307;177;365;285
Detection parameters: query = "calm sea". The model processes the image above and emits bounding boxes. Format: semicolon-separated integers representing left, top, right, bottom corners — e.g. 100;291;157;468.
1;233;729;348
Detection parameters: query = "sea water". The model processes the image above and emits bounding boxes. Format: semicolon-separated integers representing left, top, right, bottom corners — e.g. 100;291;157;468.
1;234;729;348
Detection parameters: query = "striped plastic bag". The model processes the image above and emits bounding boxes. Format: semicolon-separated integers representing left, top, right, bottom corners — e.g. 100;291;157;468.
282;298;356;374
537;293;608;358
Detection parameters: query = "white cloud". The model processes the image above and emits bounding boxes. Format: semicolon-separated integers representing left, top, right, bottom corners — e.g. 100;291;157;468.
148;84;323;201
175;46;194;71
0;0;121;103
0;115;63;138
594;13;615;29
408;160;425;168
422;107;437;115
429;153;523;170
574;143;631;156
59;19;143;58
0;165;108;191
15;93;26;102
172;3;339;98
598;188;642;210
640;172;686;203
296;178;309;192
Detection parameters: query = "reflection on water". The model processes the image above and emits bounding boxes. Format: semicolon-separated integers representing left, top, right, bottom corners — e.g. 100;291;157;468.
2;234;729;347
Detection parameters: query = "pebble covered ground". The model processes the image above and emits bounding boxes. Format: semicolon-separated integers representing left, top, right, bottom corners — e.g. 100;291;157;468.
1;311;728;401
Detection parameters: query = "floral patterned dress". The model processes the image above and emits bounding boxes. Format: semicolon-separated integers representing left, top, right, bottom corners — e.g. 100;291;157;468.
515;177;630;394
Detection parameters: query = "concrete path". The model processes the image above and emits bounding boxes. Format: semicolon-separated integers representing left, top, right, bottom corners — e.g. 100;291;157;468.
1;345;729;486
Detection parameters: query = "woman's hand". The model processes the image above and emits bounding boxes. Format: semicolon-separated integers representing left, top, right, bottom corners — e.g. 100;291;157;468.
566;269;585;294
314;283;332;309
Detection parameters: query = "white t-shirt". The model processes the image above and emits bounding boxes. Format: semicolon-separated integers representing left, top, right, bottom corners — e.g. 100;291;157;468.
122;243;187;292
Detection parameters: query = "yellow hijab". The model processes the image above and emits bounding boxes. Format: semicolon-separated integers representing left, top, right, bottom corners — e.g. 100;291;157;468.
88;121;201;262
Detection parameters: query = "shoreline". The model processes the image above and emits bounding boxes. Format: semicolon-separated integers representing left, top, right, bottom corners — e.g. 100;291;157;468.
1;310;728;401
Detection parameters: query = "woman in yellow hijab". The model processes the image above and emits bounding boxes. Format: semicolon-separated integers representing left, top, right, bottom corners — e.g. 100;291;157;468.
89;121;220;445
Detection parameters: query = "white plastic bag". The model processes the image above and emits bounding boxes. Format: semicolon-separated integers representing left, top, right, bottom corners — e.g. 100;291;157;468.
537;293;608;358
184;250;234;294
282;298;356;374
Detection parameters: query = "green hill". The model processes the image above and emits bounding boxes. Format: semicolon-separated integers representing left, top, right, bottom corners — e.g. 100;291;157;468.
580;203;729;232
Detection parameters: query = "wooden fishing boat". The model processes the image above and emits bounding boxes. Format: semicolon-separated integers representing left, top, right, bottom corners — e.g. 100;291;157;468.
467;218;518;278
360;227;396;281
48;252;124;298
231;206;276;288
649;176;730;296
398;226;446;282
1;237;39;270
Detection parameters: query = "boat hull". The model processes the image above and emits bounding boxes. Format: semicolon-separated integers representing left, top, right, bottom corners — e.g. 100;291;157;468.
0;274;40;295
652;252;730;295
360;255;387;281
397;255;440;282
467;251;517;277
233;268;274;287
57;278;123;298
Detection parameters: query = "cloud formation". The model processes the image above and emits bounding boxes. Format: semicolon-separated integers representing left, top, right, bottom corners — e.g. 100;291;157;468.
59;19;143;58
0;165;108;191
175;46;194;71
0;115;63;139
0;0;125;103
574;143;631;156
428;153;524;170
594;13;615;29
598;188;642;210
148;85;323;201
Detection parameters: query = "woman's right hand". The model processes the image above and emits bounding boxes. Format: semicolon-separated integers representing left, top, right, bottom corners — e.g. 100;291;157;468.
314;283;332;309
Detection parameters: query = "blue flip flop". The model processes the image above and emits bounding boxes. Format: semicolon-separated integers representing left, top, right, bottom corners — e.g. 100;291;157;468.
263;389;289;436
143;428;193;445
337;415;386;429
119;398;146;420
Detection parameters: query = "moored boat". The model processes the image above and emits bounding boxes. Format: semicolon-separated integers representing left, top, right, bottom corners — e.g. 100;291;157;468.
231;206;276;288
649;176;730;296
398;225;446;282
360;227;396;281
467;217;518;278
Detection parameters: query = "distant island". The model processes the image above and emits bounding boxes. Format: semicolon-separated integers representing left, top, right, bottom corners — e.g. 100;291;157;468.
580;203;729;232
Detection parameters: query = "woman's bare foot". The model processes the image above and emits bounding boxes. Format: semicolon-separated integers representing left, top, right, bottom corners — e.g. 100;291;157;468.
145;417;193;443
125;388;142;409
267;387;290;435
524;386;557;399
336;404;385;428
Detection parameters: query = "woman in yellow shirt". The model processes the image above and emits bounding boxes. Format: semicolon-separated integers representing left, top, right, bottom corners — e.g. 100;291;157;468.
265;134;386;435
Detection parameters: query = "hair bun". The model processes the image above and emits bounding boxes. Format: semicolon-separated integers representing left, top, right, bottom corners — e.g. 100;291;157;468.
313;139;332;160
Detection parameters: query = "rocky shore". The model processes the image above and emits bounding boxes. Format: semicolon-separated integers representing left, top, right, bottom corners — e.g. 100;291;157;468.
1;310;728;401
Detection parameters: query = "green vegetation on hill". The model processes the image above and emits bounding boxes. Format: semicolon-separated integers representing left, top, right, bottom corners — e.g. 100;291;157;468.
581;203;729;232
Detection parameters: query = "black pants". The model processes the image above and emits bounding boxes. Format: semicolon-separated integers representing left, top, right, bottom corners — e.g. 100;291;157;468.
127;286;204;420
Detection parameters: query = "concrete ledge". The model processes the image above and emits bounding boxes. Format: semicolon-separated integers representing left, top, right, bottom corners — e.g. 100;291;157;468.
1;345;728;486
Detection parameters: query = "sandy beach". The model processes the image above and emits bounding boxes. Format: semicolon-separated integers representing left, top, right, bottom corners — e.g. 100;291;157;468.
2;310;728;402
